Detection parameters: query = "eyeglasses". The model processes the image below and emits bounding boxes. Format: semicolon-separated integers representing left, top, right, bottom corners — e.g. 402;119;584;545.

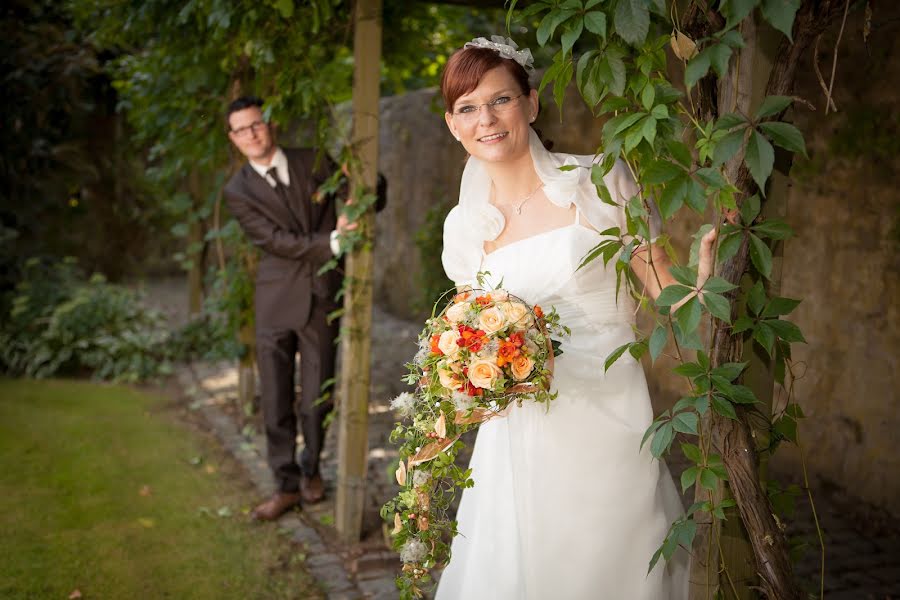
452;94;526;122
230;120;268;137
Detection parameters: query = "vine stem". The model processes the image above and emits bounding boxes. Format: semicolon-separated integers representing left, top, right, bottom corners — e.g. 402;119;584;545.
825;0;851;115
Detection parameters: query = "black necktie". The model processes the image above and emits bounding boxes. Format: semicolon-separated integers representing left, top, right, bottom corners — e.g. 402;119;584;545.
267;167;291;208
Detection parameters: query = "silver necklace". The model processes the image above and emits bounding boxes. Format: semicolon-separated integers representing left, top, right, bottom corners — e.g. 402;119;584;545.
496;181;544;216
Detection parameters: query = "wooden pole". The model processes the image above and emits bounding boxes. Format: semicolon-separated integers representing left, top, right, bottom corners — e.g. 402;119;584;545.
335;0;382;544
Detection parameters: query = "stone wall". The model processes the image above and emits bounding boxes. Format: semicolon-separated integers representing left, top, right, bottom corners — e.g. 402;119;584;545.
369;7;899;515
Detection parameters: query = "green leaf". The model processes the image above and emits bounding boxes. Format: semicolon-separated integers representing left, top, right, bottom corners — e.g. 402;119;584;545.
716;112;748;130
773;415;798;443
700;467;720;490
275;0;294;18
707;44;733;78
674;517;698;547
656;284;694;307
747;280;767;315
673;362;706;378
753;321;777;356
718;29;746;48
761;0;801;40
766;319;807;343
702;292;732;323
641;417;666;449
713;129;746;166
759;121;807;157
732;315;755;333
604;342;631;371
745;129;775;193
658;175;688;220
681;442;703;463
604;50;627;96
740;193;761;224
673;411;699;435
703;276;737;294
675;296;702;335
717;231;743;263
641;115;658;145
561;19;584;57
684;52;711;89
670;265;697;286
720;0;760;29
537;9;578;46
650;421;675;457
681;466;699;493
755;95;794;119
684;178;706;213
584;10;607;37
762;297;801;317
553;60;574;113
695;167;727;188
752;219;794;239
614;0;650;46
666;140;692;167
649;324;668;362
611;111;646;135
643;160;684;184
711;395;738;419
748;233;773;279
641;82;656;110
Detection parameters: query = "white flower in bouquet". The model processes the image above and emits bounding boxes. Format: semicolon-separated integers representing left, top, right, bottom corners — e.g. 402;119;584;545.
400;538;428;563
412;469;432;487
498;301;534;329
478;306;507;334
437;329;462;356
390;392;417;418
452;390;476;411
445;301;471;323
489;290;509;301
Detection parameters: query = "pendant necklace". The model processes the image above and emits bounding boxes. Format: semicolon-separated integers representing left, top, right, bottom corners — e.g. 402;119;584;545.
498;180;544;216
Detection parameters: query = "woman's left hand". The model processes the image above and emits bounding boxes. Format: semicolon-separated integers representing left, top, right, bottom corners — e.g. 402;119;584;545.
696;228;717;300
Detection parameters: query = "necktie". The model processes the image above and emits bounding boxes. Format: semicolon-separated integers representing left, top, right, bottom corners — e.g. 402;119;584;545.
267;167;291;209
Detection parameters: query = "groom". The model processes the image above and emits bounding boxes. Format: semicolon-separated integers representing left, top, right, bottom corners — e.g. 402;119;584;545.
223;95;385;521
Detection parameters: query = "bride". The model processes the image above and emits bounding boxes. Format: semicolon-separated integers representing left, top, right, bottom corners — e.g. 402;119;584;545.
435;38;716;599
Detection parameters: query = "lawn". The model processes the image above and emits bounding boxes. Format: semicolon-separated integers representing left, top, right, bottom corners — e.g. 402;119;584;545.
0;378;324;600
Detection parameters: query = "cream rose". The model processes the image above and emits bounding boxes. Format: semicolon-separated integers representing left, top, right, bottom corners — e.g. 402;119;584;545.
500;301;534;329
490;290;509;301
438;368;461;390
510;354;535;381
437;329;461;356
468;358;503;389
445;302;471;323
477;306;507;334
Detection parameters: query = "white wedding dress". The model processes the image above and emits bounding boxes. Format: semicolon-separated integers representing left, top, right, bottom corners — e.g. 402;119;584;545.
435;131;689;600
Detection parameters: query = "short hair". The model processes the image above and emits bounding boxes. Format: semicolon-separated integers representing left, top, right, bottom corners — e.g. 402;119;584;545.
225;96;264;129
440;47;531;113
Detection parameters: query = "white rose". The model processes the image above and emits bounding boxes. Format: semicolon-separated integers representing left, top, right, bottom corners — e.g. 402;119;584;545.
437;329;461;356
500;301;534;329
478;306;507;334
490;290;509;301
445;302;471;323
468;358;503;389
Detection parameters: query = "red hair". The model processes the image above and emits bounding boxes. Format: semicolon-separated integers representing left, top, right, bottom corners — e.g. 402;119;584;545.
440;47;532;113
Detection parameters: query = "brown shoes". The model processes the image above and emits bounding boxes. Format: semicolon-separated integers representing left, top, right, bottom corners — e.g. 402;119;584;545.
250;491;303;521
300;473;325;504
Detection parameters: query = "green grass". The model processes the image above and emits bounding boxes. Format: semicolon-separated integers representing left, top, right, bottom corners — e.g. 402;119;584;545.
0;378;324;600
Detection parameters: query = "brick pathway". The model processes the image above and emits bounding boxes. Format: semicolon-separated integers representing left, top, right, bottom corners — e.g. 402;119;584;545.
175;305;900;599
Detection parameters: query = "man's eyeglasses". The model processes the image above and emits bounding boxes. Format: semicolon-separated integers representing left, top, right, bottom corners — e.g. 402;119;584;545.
230;120;268;137
452;94;526;122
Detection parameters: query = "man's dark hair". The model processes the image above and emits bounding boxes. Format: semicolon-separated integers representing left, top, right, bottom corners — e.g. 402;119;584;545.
225;96;264;129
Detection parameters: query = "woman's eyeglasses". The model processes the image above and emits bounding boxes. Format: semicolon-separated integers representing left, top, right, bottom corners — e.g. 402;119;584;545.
452;94;525;122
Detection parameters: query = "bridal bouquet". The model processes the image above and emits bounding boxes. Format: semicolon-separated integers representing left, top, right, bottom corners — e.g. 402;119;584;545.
381;288;568;598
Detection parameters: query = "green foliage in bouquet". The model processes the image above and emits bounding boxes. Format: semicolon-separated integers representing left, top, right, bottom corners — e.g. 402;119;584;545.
381;284;568;598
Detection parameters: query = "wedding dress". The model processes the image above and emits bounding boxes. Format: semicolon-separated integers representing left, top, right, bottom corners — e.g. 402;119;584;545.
435;130;689;600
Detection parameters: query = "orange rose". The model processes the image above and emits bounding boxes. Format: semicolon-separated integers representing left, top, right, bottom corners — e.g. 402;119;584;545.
510;354;535;381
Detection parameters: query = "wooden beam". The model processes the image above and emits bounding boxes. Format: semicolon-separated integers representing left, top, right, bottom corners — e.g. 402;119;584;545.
335;0;382;545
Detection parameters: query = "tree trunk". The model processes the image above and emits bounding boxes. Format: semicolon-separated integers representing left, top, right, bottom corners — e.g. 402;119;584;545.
335;0;382;545
687;2;847;598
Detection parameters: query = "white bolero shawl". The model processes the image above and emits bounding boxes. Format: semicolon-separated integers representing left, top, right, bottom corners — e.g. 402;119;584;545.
441;128;654;288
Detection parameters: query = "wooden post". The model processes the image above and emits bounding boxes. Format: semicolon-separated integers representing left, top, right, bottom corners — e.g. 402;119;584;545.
335;0;382;544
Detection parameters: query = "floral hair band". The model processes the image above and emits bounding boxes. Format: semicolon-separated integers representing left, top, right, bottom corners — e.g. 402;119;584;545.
464;35;535;72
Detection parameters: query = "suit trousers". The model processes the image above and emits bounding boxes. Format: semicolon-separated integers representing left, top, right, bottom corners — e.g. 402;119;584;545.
255;297;339;492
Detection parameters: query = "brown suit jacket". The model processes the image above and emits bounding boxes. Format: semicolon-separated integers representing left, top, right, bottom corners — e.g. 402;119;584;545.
224;147;342;329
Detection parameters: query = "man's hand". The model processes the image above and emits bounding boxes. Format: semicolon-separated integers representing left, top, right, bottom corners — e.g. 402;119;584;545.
336;196;358;236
